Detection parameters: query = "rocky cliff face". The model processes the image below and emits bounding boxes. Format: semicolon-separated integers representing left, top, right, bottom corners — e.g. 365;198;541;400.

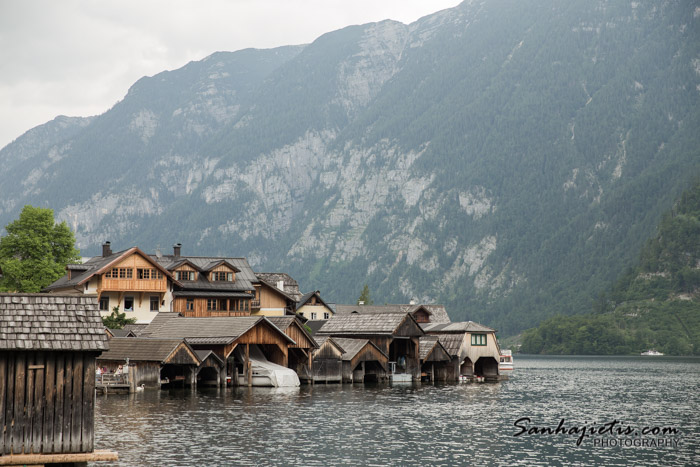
1;0;699;334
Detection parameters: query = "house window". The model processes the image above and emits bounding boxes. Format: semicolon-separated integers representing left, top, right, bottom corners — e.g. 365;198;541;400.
311;312;317;320
150;296;160;311
186;299;194;311
138;268;163;280
212;271;232;281
207;299;218;311
99;296;110;311
107;268;133;279
219;299;228;311
471;333;487;346
323;312;330;320
176;270;195;281
124;296;134;311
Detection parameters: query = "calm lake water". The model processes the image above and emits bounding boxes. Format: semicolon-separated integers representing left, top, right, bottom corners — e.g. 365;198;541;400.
92;356;700;466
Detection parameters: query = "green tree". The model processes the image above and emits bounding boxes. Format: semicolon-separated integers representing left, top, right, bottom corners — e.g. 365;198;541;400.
102;306;137;329
357;284;373;305
0;205;80;292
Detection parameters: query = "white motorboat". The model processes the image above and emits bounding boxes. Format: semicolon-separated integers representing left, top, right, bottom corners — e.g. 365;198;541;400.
640;349;664;356
499;349;514;372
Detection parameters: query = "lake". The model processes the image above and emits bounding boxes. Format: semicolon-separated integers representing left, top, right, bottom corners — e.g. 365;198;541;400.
92;355;700;466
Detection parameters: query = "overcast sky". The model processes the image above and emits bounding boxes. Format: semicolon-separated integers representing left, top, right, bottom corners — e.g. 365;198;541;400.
0;0;460;150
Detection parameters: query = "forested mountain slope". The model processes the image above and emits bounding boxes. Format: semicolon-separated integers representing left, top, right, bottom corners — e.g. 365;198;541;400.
1;0;699;335
521;181;700;355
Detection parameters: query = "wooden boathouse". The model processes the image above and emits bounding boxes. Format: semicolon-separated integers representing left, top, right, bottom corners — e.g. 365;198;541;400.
141;313;295;385
422;321;502;381
317;313;424;381
418;336;452;382
310;336;344;383
0;294;117;465
332;338;389;383
266;316;318;382
96;337;202;391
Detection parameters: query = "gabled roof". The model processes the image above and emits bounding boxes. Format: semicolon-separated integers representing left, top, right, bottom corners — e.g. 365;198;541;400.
433;334;465;356
316;313;424;337
313;335;345;354
419;335;451;362
332;338;388;361
0;294;107;351
166;258;201;272
43;247;180;291
296;291;332;311
194;349;225;368
155;256;256;292
333;304;451;324
123;323;148;336
141;312;296;346
106;328;136;338
422;321;496;333
256;277;300;302
96;337;199;365
255;273;301;300
305;320;327;335
267;316;319;349
200;259;241;273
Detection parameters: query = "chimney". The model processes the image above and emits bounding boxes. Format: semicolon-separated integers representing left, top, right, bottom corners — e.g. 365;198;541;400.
102;241;112;257
173;243;182;258
277;280;285;291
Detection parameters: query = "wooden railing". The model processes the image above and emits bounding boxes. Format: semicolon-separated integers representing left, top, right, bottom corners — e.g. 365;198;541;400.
101;277;167;292
96;373;129;385
250;299;260;308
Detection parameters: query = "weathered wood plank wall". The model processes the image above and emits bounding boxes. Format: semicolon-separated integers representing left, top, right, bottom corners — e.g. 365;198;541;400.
0;351;96;455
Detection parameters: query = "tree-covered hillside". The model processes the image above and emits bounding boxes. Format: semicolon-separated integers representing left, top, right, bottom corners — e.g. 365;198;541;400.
0;0;699;336
521;181;700;355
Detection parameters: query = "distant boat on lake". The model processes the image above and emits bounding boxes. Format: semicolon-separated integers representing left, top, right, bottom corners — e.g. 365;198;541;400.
641;349;664;356
499;349;514;372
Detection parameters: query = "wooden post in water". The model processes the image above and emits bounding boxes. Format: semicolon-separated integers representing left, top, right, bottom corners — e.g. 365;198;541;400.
245;344;251;387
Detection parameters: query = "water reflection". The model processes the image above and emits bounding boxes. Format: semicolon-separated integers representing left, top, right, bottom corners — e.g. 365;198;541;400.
93;356;700;466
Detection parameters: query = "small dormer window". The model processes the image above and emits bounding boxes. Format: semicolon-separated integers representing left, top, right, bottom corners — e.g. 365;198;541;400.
175;270;195;281
212;271;233;281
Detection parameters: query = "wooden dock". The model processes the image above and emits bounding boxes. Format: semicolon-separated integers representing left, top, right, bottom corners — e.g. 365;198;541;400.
95;373;131;394
0;449;118;465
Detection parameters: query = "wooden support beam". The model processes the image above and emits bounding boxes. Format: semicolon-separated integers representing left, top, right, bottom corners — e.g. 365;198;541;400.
0;449;118;465
246;344;251;387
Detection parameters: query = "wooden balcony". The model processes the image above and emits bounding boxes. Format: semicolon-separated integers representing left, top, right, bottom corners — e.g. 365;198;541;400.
101;277;167;292
181;310;251;318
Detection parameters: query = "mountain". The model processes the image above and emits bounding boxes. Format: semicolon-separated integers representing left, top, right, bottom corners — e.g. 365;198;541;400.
1;0;699;335
520;180;700;355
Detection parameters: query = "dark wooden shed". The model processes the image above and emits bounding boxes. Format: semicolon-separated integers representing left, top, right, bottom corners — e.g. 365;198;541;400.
0;293;116;465
332;338;389;383
310;336;344;383
317;313;423;381
96;337;201;391
419;336;451;382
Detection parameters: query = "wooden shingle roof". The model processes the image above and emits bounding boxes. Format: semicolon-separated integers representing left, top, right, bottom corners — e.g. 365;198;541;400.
422;321;496;333
419;335;451;362
141;313;295;346
432;334;465;357
333;304;451;324
0;294;107;351
266;316;319;348
331;338;387;361
317;313;423;336
96;337;199;364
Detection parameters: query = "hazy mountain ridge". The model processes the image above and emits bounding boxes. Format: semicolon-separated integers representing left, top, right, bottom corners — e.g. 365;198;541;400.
1;0;699;335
